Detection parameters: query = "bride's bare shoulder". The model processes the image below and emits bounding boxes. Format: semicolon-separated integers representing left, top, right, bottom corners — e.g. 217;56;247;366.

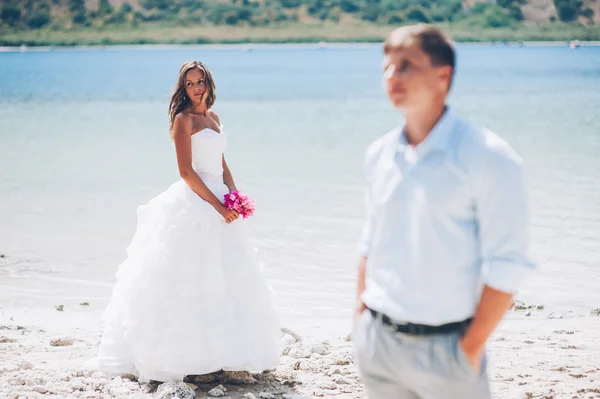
207;109;220;125
173;112;193;136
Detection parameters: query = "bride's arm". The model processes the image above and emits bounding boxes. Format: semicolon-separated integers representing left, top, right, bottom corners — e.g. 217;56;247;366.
172;114;236;223
222;156;238;193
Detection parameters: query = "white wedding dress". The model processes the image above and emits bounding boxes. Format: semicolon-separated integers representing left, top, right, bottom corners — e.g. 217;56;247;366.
97;126;282;382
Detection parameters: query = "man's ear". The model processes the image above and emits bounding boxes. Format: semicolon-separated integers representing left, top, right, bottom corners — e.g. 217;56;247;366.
438;65;453;92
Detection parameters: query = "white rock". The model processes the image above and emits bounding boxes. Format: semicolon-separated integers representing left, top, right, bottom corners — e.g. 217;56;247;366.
15;392;41;399
155;381;196;399
18;360;34;370
280;327;302;343
6;365;21;372
112;376;123;384
50;337;73;347
91;372;105;379
299;359;322;372
311;344;329;356
70;378;85;390
208;387;225;397
281;334;297;346
334;353;353;365
287;345;313;359
32;385;47;393
258;393;275;399
244;394;257;399
320;381;337;390
334;377;352;385
110;386;131;396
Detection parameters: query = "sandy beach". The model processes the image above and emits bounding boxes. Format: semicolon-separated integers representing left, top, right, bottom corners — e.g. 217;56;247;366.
2;302;600;399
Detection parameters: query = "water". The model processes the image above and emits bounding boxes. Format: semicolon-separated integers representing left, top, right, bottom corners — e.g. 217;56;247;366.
1;44;599;336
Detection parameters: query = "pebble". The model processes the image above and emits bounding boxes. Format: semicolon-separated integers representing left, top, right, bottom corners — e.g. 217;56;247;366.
70;378;85;390
287;345;313;359
3;364;20;372
334;377;353;385
258;393;275;399
17;360;34;370
335;358;351;365
32;385;47;394
110;386;131;396
244;394;257;399
50;337;73;347
282;334;297;346
280;327;302;343
0;336;17;343
311;344;329;356
208;387;226;397
155;381;196;399
320;380;338;390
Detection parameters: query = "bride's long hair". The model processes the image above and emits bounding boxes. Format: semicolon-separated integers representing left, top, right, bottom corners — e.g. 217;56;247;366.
168;61;216;133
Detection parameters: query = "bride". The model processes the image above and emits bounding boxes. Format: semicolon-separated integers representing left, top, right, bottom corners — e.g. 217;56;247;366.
97;61;282;382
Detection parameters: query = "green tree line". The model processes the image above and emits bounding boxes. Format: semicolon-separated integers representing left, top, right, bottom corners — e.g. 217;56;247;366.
0;0;595;30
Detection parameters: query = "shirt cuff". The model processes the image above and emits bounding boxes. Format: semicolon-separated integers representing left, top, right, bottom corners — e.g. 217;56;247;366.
482;259;535;294
359;242;370;257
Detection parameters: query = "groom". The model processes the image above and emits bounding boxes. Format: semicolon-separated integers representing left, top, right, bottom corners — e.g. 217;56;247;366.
353;24;536;398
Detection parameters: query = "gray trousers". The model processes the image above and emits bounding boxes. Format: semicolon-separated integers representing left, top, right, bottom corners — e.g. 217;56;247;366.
354;310;491;399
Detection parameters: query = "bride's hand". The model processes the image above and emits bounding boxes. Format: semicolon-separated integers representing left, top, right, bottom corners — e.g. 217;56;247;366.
216;204;239;223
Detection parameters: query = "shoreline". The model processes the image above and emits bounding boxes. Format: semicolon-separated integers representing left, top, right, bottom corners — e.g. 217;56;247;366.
2;304;600;398
1;40;599;53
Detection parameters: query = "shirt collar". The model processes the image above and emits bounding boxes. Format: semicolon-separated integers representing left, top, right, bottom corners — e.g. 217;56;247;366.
394;107;456;157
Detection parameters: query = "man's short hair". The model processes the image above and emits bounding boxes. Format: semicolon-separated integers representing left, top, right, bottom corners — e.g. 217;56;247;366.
384;24;456;71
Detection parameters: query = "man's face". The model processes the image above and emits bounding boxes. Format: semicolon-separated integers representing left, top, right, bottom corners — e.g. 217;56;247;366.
382;42;452;110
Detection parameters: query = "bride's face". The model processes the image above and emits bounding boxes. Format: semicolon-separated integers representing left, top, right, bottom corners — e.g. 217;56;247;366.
184;68;207;105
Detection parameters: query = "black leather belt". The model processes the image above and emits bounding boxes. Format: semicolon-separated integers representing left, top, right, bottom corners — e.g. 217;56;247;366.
368;308;472;336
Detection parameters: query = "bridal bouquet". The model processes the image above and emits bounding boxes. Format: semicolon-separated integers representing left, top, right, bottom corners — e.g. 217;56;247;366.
224;191;256;219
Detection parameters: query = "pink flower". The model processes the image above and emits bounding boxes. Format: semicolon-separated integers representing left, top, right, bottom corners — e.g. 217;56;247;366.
223;190;256;219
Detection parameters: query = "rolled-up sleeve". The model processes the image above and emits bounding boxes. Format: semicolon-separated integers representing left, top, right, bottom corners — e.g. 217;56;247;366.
475;146;536;294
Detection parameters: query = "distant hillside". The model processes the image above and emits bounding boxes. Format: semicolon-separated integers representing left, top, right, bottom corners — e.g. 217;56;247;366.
1;0;597;31
1;0;598;46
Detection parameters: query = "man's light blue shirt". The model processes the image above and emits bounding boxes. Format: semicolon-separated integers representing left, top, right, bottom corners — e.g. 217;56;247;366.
360;108;536;325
